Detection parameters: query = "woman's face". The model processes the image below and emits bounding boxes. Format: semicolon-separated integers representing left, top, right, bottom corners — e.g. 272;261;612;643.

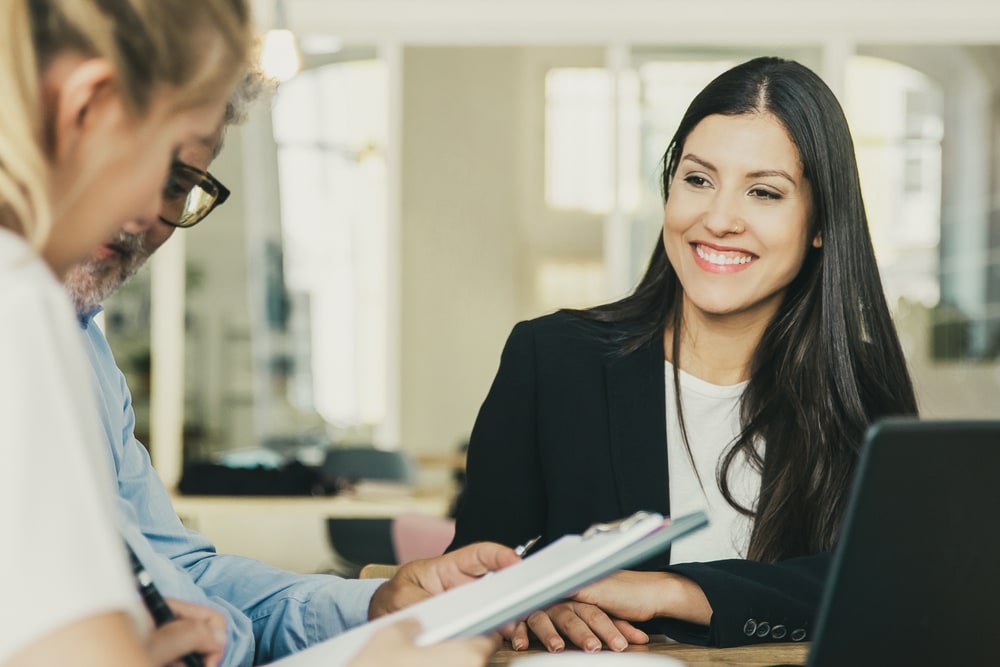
662;112;821;328
43;57;227;276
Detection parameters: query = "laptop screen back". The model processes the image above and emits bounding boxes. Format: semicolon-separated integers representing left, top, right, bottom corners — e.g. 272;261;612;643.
808;419;1000;666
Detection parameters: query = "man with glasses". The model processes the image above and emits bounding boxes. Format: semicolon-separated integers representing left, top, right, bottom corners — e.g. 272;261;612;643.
65;140;231;316
63;72;515;667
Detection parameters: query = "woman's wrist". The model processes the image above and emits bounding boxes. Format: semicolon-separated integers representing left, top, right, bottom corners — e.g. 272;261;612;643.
658;572;713;626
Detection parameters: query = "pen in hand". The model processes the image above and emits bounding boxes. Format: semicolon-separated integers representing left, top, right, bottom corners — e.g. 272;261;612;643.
514;535;541;557
124;542;206;667
479;535;543;585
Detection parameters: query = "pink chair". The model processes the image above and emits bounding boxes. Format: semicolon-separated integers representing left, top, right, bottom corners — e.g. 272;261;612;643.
391;513;457;564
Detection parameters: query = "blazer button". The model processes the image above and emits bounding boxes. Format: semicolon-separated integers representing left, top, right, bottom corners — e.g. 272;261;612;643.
790;628;807;642
771;624;787;640
755;621;771;638
743;619;757;636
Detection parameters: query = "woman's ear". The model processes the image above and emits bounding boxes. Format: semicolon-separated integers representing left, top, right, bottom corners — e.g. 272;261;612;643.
812;230;823;248
48;57;117;160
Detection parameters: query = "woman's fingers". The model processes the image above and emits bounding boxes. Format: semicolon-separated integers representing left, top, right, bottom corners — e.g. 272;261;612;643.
518;602;647;653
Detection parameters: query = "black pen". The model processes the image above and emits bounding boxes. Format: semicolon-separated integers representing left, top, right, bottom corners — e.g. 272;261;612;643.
125;542;206;667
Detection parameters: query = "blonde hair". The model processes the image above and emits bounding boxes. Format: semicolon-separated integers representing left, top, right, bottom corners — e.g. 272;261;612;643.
0;0;254;248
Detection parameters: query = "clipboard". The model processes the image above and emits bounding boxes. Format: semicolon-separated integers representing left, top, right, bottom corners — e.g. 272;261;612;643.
271;510;708;666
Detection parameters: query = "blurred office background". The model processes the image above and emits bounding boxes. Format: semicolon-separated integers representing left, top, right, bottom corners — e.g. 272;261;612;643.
102;0;1000;491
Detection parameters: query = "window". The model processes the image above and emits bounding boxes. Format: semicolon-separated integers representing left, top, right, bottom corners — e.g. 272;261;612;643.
270;59;389;439
849;49;1000;362
846;56;943;310
544;68;639;215
545;68;614;213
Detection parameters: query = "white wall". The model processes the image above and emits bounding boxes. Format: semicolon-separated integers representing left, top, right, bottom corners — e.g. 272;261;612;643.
397;45;613;457
399;47;524;457
262;0;1000;45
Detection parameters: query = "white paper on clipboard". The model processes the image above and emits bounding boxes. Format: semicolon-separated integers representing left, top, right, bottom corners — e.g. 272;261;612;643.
270;510;708;667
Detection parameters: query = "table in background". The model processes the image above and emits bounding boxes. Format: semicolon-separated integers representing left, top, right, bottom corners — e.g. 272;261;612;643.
488;640;808;666
169;487;452;573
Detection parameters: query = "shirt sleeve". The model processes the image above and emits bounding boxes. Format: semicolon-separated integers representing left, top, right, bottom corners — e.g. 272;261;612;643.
96;325;381;665
0;272;138;663
124;445;382;663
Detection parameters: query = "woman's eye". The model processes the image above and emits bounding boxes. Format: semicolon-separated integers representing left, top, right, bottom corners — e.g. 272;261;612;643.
749;187;781;200
683;175;710;188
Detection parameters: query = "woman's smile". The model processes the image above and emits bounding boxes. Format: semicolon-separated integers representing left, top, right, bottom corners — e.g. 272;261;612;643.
691;242;757;273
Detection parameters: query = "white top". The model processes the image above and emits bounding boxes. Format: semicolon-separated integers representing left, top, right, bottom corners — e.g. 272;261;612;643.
664;361;761;563
0;228;142;663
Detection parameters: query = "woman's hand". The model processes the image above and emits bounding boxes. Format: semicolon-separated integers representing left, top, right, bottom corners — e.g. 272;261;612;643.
145;598;227;667
508;570;712;653
573;570;712;626
507;602;648;653
349;620;500;667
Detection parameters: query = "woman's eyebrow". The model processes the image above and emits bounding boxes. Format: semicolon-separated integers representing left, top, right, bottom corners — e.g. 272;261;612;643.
681;154;797;185
747;168;796;184
679;154;716;172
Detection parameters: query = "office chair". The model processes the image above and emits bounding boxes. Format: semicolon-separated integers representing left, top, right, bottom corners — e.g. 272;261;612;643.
391;512;456;564
324;517;397;577
321;446;417;487
321;446;417;576
357;515;456;579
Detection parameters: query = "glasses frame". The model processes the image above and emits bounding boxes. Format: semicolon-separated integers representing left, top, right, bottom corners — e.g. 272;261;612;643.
159;161;231;229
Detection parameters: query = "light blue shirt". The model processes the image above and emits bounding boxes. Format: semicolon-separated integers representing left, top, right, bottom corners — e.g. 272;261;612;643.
79;308;383;666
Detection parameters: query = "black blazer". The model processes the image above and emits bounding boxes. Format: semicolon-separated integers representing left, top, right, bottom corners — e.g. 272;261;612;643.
448;311;830;647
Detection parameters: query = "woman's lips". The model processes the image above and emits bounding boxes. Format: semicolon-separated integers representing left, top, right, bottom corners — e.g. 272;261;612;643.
691;242;756;273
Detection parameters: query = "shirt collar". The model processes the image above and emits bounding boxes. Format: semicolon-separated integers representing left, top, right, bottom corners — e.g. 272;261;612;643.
78;304;104;326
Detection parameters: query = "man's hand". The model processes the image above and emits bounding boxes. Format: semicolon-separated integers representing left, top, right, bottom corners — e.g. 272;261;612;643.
146;598;227;667
368;542;520;619
348;619;499;667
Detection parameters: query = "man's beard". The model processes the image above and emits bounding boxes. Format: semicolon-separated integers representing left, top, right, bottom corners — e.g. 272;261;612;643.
64;230;151;315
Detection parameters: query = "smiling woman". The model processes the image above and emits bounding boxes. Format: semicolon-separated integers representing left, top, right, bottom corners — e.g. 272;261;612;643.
449;56;918;651
663;113;821;329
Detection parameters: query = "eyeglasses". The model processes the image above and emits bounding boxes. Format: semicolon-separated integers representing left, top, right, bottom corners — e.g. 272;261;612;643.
159;161;231;228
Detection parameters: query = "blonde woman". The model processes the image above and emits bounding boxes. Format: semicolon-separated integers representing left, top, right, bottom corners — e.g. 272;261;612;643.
0;1;249;665
1;3;515;666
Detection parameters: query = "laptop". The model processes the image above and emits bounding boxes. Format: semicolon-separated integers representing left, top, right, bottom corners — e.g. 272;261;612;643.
794;419;1000;666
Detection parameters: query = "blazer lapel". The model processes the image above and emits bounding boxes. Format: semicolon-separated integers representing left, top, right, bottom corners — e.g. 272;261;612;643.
606;337;670;519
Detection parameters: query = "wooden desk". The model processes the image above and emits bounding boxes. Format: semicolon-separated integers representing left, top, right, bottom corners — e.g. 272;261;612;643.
488;640;808;666
169;488;452;573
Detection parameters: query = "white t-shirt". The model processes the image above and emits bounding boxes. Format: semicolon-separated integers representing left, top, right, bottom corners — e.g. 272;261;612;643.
664;361;762;564
0;228;142;663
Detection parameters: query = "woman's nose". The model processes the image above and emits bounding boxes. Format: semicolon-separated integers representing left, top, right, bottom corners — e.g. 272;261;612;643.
700;191;745;236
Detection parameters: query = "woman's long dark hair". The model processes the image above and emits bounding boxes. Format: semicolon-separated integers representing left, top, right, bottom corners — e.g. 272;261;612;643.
576;57;918;562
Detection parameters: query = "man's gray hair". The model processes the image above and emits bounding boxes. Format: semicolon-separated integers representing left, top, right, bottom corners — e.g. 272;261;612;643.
213;65;276;157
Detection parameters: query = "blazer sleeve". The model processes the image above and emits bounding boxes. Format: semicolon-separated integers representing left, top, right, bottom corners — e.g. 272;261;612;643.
643;552;832;647
448;321;548;551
